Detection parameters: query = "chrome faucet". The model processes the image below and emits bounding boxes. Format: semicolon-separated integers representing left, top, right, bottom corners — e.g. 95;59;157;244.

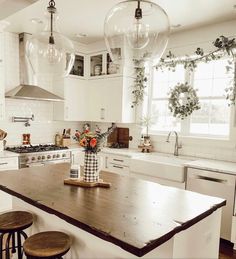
166;131;182;156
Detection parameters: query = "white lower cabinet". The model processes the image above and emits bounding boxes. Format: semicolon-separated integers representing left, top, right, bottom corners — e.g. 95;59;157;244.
102;154;130;176
0;157;19;170
0;155;19;212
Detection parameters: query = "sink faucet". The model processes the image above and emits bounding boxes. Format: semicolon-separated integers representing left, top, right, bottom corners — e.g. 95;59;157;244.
166;131;182;156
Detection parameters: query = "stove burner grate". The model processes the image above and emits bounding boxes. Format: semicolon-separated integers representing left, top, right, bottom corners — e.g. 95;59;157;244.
6;144;68;154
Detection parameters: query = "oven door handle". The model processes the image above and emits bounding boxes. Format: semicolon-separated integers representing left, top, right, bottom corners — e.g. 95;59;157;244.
26;163;45;167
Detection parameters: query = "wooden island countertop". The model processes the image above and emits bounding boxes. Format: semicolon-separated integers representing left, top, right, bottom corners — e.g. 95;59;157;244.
0;163;225;257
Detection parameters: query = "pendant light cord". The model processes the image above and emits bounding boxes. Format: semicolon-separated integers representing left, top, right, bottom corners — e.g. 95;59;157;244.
137;0;140;9
47;0;56;44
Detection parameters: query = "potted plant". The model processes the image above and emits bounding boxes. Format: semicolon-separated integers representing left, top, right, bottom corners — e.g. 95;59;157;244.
139;115;154;146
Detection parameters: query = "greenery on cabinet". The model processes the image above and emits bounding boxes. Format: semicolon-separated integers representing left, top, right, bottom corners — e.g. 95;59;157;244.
156;35;236;105
168;82;201;120
131;60;148;108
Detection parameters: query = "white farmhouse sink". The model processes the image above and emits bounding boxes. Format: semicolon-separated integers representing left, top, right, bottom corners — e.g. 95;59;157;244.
130;153;192;183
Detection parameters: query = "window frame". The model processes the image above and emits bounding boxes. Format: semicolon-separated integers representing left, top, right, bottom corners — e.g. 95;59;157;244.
148;58;235;140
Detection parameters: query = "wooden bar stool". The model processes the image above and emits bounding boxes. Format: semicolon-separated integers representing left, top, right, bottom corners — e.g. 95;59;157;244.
23;231;71;259
0;211;33;259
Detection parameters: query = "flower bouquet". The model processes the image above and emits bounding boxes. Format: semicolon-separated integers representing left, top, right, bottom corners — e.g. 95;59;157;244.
74;123;116;182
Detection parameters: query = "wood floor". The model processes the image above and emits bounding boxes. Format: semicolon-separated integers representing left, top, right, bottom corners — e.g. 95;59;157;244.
219;239;236;259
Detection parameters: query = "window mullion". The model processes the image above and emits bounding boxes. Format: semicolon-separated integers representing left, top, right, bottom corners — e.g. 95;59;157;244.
180;67;192;135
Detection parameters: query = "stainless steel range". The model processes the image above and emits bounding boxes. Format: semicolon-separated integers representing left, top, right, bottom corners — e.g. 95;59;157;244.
6;144;71;168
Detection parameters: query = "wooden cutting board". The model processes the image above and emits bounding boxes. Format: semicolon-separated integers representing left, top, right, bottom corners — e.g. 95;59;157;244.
64;178;111;188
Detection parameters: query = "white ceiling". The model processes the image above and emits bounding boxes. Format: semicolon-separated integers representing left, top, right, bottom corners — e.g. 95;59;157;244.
4;0;236;44
0;0;38;20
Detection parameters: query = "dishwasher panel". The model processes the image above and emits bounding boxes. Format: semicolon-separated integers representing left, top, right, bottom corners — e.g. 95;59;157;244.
186;168;236;241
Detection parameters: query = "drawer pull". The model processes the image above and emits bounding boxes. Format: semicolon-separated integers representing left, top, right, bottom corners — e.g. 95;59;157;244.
113;159;124;163
0;162;8;166
113;165;123;169
196;175;227;184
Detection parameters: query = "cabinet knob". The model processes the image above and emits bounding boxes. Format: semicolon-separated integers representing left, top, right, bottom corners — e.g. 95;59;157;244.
100;108;105;120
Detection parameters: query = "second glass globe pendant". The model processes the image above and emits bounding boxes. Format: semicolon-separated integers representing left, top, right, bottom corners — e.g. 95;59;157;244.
26;0;75;77
104;0;170;67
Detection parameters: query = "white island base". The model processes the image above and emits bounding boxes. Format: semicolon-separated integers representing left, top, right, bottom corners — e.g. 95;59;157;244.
12;197;221;259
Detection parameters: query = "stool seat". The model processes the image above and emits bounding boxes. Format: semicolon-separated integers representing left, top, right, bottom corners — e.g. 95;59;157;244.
23;231;71;258
0;211;33;232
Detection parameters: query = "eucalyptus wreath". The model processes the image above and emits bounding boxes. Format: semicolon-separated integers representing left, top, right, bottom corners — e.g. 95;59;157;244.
168;82;201;120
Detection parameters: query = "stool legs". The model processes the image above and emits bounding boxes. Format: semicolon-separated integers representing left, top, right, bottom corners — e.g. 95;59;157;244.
0;233;3;259
0;231;28;259
5;233;12;259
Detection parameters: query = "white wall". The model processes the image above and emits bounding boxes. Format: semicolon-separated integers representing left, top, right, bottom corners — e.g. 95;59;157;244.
1;32;82;146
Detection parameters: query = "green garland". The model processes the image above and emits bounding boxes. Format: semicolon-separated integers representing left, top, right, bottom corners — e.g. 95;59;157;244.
156;36;236;105
168;83;201;120
131;60;148;108
156;36;235;72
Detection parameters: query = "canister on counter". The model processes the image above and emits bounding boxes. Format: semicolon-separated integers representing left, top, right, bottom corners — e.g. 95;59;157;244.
55;132;61;146
70;164;80;179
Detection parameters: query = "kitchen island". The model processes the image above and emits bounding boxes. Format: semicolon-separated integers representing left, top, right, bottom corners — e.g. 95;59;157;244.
0;163;225;258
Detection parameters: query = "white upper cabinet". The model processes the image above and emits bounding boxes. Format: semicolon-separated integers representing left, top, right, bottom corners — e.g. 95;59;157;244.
88;76;134;123
53;77;88;121
53;47;134;123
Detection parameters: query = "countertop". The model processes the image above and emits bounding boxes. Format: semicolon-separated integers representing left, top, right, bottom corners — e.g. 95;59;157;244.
68;144;236;175
0;163;225;257
0;151;19;158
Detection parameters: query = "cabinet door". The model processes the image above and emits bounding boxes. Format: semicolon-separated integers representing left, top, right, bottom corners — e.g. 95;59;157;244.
64;78;88;121
88;80;106;121
0;156;18;212
88;78;123;122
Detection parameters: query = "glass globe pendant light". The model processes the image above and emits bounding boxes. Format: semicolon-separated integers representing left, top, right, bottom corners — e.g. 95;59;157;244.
26;0;75;77
104;0;170;67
